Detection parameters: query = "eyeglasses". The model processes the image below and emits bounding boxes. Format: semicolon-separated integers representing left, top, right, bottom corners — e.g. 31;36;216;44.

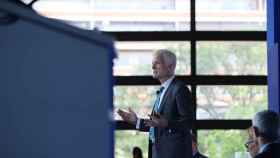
244;140;254;148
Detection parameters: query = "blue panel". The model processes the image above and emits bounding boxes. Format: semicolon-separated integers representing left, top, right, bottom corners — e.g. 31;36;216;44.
0;2;115;158
267;0;280;113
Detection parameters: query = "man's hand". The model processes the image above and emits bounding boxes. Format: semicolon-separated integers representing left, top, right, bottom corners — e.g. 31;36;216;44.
246;139;259;158
246;127;259;158
144;112;168;128
117;108;138;125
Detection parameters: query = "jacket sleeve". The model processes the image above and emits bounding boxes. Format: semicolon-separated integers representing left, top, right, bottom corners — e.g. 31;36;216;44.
137;118;150;132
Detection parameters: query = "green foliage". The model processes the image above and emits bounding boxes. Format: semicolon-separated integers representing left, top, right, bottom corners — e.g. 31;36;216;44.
115;131;148;158
199;130;248;158
197;42;266;75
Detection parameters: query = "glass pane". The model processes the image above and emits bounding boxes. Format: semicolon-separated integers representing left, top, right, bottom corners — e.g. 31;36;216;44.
198;130;251;158
114;42;190;76
33;0;190;31
114;86;159;120
196;0;266;30
114;85;191;120
197;42;267;75
197;86;267;119
115;131;148;158
21;0;33;4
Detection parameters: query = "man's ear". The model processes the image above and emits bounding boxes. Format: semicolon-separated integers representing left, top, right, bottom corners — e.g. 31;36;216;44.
248;127;255;139
169;64;175;73
252;126;260;137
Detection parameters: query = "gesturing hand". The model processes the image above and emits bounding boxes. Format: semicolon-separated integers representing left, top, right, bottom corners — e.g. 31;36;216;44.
144;112;168;128
117;107;138;125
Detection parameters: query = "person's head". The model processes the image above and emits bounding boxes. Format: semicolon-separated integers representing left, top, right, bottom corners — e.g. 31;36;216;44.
152;49;176;82
132;146;143;158
252;110;280;144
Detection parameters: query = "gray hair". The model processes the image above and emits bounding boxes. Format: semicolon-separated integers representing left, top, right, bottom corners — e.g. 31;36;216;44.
154;49;177;74
252;110;280;141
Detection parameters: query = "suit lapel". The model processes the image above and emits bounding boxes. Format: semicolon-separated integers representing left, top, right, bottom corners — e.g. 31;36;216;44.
158;79;175;113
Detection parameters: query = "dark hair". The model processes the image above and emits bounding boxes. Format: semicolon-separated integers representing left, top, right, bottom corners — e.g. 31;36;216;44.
253;110;280;141
191;133;197;143
133;146;143;158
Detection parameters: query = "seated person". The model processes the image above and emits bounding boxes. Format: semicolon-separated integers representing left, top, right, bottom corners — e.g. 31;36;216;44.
248;110;280;158
191;134;208;158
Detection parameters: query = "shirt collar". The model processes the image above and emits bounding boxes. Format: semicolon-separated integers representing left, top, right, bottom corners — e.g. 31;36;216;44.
161;76;175;90
259;143;271;153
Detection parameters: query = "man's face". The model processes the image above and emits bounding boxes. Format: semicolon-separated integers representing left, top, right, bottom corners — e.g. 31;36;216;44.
152;54;170;79
245;127;260;157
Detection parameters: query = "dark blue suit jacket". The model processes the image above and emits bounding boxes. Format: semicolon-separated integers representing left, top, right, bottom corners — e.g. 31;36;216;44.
254;142;280;158
139;78;194;158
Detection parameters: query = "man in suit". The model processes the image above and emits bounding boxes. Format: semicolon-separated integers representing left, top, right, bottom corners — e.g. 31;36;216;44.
118;49;194;158
249;110;280;158
191;134;208;158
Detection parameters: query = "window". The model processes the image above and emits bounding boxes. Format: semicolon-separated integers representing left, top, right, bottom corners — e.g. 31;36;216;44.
197;86;267;119
32;0;190;31
114;42;190;76
108;21;176;31
197;42;267;75
198;130;250;158
31;0;267;158
93;0;176;10
114;86;159;119
196;0;266;30
115;131;148;158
